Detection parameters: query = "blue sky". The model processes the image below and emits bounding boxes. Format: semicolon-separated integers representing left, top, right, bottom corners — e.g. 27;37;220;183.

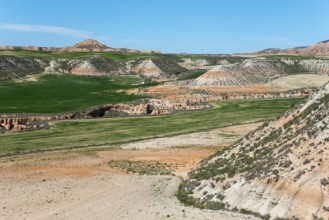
0;0;328;53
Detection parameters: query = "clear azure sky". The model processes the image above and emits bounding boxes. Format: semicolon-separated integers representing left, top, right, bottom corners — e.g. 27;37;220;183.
0;0;328;54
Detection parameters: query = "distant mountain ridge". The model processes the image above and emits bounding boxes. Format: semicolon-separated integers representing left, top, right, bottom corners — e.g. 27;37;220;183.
0;39;161;53
254;39;329;56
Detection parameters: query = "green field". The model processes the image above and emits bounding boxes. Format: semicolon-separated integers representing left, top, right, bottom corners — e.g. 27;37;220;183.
0;98;304;155
0;74;150;113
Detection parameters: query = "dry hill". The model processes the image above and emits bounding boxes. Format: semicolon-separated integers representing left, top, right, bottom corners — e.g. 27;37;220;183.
71;39;109;50
181;81;329;219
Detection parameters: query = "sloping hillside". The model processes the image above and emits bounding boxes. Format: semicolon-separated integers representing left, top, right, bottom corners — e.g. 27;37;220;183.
181;82;329;219
191;57;303;86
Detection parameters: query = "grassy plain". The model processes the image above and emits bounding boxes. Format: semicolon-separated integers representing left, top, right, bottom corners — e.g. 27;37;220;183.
0;74;150;113
0;98;303;155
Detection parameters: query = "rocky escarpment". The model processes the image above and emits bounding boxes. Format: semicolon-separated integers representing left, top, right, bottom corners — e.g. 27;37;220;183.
0;113;77;131
181;82;329;219
0;97;209;132
0;103;147;132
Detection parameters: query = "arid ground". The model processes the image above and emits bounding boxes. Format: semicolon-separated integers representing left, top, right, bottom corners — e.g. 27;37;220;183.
0;123;261;220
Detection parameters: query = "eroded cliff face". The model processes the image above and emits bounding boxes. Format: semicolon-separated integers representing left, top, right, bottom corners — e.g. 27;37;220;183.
0;98;208;132
0;103;148;132
0;113;77;131
183;83;329;219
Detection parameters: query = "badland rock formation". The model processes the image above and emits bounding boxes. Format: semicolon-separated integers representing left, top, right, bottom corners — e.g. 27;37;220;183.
182;82;329;219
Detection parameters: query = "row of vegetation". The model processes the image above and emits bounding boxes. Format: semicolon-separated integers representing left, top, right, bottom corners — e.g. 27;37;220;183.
108;160;173;175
